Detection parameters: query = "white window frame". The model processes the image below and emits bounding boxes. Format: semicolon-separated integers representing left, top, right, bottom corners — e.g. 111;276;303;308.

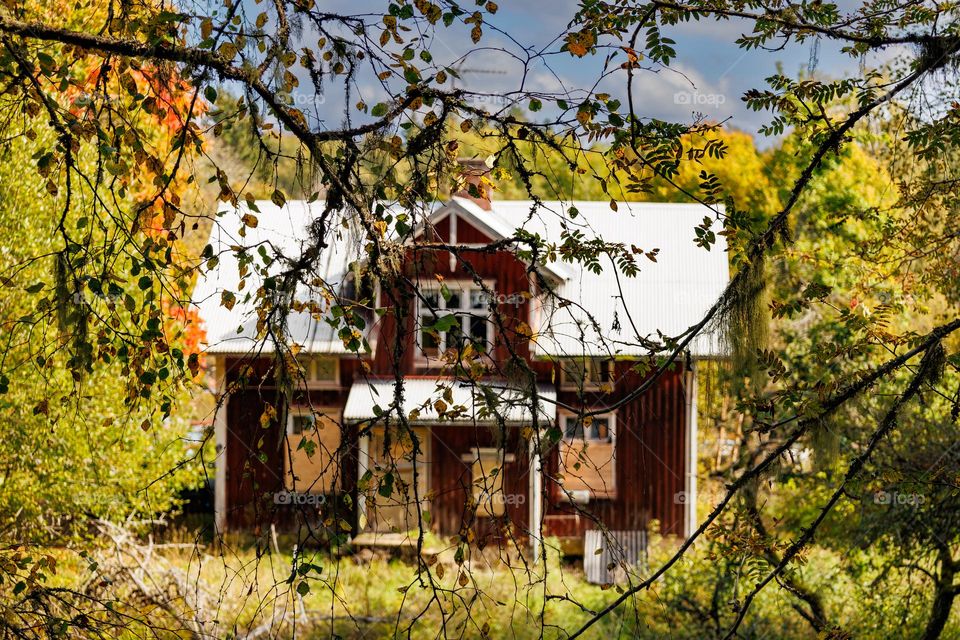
560;411;616;444
301;356;340;389
416;280;495;362
558;358;614;391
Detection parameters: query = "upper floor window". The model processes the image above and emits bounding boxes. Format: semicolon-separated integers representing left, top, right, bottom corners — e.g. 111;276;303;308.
417;282;493;360
559;358;614;392
301;356;339;388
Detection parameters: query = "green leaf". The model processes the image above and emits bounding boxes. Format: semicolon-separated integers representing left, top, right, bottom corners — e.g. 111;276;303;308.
378;472;395;498
432;314;458;332
371;102;389;117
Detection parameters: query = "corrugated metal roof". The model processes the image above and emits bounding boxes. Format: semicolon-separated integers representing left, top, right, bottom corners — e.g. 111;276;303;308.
343;378;556;424
193;200;373;355
480;200;729;357
194;199;729;358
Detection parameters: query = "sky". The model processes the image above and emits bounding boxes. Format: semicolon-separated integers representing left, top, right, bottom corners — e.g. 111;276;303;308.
256;0;908;147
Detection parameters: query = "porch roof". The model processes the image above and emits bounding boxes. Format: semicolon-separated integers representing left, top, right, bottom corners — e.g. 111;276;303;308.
342;378;556;424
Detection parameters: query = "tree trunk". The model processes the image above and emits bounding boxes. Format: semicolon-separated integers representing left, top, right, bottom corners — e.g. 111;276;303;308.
921;587;955;640
921;552;958;640
742;485;827;633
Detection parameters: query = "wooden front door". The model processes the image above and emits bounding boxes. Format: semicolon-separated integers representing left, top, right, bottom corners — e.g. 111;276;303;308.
364;425;430;534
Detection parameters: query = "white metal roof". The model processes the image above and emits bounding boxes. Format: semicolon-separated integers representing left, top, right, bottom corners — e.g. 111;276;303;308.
194;198;729;358
476;200;729;357
343;378;556;424
193;200;369;355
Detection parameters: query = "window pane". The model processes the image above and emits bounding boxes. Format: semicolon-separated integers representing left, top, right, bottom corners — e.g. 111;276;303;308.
565;360;587;386
564;416;583;439
446;289;462;309
583;360;599;385
423;290;440;308
447;329;462;351
313;358;337;381
587;417;610;441
420;314;440;355
470;289;487;309
292;414;316;435
469;316;488;341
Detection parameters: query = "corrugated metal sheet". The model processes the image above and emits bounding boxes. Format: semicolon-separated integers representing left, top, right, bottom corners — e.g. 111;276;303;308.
196;198;729;358
583;529;648;585
193;201;374;355
343;378;556;424
478;200;729;358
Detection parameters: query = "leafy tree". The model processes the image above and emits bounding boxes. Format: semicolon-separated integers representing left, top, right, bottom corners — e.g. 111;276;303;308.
0;0;960;638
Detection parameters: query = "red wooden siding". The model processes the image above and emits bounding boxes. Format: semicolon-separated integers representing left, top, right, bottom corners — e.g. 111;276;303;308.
543;363;689;537
221;356;358;532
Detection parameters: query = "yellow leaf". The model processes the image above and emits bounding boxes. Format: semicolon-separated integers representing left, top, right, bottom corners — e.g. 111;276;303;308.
218;43;238;61
568;41;587;56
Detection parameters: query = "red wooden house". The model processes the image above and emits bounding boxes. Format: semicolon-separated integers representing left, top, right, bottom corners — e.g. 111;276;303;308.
194;180;728;559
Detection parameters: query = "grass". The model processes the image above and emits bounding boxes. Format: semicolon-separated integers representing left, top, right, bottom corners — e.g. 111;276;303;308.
31;524;960;639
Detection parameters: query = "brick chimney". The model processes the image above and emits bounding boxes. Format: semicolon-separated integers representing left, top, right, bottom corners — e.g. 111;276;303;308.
453;158;492;211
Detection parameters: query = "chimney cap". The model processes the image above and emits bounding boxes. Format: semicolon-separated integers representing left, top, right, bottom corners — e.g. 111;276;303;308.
458;157;491;174
453;157;492;210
